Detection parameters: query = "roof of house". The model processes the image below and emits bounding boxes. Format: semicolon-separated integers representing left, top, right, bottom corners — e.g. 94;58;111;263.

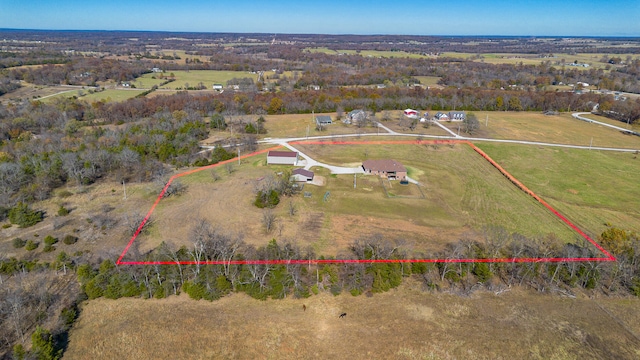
292;168;314;178
348;109;365;116
449;111;465;116
267;150;298;158
316;115;333;123
362;159;407;173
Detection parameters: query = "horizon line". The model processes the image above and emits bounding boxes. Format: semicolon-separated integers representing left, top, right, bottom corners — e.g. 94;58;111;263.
1;28;639;39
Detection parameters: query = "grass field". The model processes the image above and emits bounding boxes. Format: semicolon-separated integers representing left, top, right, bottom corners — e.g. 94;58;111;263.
305;47;431;59
476;143;640;236
137;70;258;90
78;89;145;103
413;76;441;86
134;141;583;258
442;111;640;150
260;113;434;139
437;52;640;70
63;283;640;359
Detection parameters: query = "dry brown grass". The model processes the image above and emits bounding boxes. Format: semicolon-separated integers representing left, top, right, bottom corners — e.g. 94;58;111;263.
64;282;640;359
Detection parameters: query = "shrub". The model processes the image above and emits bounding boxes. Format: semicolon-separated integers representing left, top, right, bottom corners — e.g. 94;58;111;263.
25;240;39;251
12;237;26;248
2;223;12;229
57;205;70;216
63;235;78;245
8;202;44;228
44;235;58;246
254;190;280;208
43;244;55;252
57;190;73;198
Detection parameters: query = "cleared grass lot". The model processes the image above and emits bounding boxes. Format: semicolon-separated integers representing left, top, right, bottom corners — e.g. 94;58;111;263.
79;89;146;102
137;70;258;90
442;111;640;149
477;143;640;236
305;47;432;59
64;284;640;360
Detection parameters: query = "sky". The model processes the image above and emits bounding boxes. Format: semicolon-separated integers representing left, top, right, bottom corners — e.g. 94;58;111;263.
1;0;639;36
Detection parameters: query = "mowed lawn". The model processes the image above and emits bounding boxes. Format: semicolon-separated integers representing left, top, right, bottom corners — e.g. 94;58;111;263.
443;111;640;149
79;89;146;103
137;70;258;90
293;142;581;247
477;143;640;236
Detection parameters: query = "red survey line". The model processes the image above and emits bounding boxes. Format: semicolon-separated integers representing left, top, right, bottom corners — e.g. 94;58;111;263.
116;146;283;265
117;139;615;265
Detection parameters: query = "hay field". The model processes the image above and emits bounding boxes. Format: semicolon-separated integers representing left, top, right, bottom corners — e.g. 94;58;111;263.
137;70;258;90
477;143;640;236
64;283;640;359
442;111;640;149
137;142;581;258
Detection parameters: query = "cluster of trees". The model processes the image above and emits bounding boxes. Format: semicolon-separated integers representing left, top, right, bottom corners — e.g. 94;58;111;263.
7;58;150;86
27;225;640;305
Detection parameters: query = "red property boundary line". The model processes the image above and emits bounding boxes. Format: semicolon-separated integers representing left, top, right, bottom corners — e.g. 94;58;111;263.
117;139;615;266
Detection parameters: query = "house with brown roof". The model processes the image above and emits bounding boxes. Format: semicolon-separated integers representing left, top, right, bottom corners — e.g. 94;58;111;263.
362;159;407;180
291;168;314;182
267;150;299;165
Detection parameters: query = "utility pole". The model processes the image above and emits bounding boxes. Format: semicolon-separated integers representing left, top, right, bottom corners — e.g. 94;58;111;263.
486;115;488;126
237;147;240;165
354;173;356;189
123;180;127;200
590;137;593;150
306;124;309;139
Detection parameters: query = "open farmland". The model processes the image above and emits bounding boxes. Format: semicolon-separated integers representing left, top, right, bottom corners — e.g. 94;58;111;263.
134;142;583;258
441;111;640;149
305;47;432;59
137;70;258;90
476;143;640;236
78;89;146;103
63;283;640;360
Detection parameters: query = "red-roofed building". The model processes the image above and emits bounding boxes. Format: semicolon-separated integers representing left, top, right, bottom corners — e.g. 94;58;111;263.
291;168;314;182
267;150;299;165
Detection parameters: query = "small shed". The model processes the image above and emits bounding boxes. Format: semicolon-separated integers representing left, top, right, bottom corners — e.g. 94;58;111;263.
315;115;333;126
267;150;299;165
292;168;314;182
212;84;223;91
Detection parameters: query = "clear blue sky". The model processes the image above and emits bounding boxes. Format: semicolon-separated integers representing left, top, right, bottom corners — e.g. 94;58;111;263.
2;0;639;36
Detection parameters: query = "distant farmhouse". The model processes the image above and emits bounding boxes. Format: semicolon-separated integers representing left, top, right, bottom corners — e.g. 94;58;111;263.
345;109;367;125
212;84;223;91
403;109;419;119
435;111;466;121
267;150;299;165
315;115;333;126
448;111;466;121
362;159;407;181
434;112;449;121
291;168;314;182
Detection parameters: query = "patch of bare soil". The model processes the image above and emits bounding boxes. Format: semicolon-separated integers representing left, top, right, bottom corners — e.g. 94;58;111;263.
64;282;640;359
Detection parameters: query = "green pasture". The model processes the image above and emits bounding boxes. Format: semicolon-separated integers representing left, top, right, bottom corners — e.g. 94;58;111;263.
305;47;430;59
476;143;640;236
441;111;640;150
79;89;145;103
295;143;581;244
414;76;442;86
138;70;258;90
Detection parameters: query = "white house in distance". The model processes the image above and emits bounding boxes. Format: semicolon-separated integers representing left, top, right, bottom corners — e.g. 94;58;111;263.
267;150;299;165
291;168;314;182
212;84;223;91
404;109;419;119
315;115;333;126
